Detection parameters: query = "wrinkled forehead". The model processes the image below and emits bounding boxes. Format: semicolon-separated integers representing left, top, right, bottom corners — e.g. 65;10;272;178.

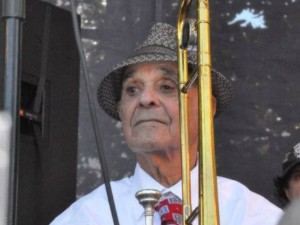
122;61;178;82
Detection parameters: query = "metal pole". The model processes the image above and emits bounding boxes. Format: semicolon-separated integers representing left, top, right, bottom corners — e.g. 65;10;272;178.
1;0;25;224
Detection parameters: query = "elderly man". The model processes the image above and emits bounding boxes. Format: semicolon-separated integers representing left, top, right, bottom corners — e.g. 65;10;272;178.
50;23;282;225
274;142;300;207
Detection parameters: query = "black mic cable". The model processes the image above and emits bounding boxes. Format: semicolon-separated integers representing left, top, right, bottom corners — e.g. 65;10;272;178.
69;1;120;225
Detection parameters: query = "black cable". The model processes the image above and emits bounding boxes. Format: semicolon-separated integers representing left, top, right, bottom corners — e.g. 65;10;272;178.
69;1;120;225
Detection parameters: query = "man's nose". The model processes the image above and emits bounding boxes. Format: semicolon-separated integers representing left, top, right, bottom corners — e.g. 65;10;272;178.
139;88;160;108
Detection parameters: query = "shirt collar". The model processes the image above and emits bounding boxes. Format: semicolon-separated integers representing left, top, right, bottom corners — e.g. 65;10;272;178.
130;162;200;222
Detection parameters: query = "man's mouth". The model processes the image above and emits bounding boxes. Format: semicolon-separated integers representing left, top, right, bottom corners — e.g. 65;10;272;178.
135;119;166;126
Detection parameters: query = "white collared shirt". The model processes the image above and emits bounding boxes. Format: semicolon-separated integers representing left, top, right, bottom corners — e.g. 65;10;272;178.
50;163;282;225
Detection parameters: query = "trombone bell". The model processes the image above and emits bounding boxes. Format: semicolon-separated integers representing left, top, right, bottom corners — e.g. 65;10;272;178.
136;189;161;225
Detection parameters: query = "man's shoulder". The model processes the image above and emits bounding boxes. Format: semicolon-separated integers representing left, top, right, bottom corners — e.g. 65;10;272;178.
217;176;283;225
217;176;242;186
217;176;251;197
78;176;132;203
50;177;132;225
217;176;273;204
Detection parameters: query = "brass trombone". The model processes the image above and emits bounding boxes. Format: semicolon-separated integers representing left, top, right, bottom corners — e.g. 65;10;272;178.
177;0;220;225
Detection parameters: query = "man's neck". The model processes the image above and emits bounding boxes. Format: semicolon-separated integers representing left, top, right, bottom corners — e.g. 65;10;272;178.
136;150;197;187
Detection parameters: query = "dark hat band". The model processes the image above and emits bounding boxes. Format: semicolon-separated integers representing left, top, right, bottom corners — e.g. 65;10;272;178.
131;45;178;58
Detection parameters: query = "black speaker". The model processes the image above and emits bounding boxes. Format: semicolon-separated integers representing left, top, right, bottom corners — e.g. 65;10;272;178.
16;1;80;225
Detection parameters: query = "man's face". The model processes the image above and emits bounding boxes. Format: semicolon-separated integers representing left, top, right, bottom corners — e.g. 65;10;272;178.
117;61;215;154
285;164;300;201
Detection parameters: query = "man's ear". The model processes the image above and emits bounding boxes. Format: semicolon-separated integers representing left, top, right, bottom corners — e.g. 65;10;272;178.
213;97;217;116
117;102;122;120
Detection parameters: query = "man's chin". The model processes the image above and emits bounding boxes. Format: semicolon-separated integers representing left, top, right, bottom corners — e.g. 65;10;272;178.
130;145;161;153
129;141;179;154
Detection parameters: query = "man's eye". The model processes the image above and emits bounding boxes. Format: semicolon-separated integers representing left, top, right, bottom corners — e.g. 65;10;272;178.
161;84;176;92
125;86;139;96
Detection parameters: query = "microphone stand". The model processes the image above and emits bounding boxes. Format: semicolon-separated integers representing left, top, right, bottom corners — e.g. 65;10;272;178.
1;0;25;224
